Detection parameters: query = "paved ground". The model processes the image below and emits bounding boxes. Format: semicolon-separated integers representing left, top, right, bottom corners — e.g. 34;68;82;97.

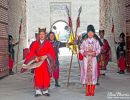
0;56;130;100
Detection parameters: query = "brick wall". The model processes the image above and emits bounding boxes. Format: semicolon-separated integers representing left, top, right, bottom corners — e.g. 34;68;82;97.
126;0;130;71
0;0;9;77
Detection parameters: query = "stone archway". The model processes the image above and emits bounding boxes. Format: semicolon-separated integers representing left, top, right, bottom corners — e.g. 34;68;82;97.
51;20;70;42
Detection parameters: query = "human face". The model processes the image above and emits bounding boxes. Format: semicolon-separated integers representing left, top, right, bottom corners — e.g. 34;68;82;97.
119;37;123;41
99;32;104;39
88;31;94;38
50;33;55;41
39;32;46;40
9;38;13;43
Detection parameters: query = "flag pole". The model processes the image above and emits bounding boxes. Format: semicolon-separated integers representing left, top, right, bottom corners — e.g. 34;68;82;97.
74;6;82;70
111;18;118;70
16;18;22;73
66;6;82;87
66;6;74;87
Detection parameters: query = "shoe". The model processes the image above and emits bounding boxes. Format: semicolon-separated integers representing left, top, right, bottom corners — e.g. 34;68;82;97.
43;93;50;97
35;94;42;97
9;70;14;75
55;84;61;87
55;80;60;87
119;70;125;74
101;73;105;76
117;70;122;73
42;89;50;97
96;83;100;85
35;89;42;97
117;71;120;73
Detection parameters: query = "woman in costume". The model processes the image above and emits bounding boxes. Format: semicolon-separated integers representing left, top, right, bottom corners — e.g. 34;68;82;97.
98;30;110;75
48;31;61;87
116;33;126;74
79;25;101;96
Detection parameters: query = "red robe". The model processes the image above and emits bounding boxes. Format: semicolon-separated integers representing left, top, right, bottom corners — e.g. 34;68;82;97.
118;55;126;71
99;39;110;70
9;55;14;69
24;40;56;89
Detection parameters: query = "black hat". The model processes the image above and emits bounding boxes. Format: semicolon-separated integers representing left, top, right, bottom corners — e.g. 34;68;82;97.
8;35;13;40
120;32;125;38
87;25;95;33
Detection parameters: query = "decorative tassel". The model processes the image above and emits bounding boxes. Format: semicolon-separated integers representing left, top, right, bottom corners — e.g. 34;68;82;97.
78;52;83;60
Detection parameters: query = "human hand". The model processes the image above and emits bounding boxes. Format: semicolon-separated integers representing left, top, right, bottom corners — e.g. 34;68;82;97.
20;67;27;73
88;51;96;57
40;55;47;60
35;57;41;62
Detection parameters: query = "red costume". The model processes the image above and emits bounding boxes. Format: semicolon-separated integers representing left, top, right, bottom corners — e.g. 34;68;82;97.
9;55;14;70
118;54;126;71
24;40;56;90
99;39;110;70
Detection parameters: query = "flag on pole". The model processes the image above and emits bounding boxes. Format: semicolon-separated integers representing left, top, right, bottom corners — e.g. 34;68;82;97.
68;32;77;54
111;18;114;33
68;17;72;28
76;17;80;28
55;33;59;41
76;6;82;28
66;6;72;28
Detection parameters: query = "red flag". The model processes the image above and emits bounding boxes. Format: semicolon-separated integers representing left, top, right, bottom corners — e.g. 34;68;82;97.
68;17;72;28
111;19;114;33
76;17;80;28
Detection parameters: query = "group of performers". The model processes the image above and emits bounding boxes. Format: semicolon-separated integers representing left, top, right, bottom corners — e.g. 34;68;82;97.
8;24;126;97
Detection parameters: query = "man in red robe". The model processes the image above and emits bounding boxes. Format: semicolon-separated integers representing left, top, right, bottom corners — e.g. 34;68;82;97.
99;30;110;75
21;28;56;97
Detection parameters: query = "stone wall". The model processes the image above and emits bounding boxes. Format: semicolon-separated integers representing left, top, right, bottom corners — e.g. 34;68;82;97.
8;0;27;62
100;0;126;62
26;0;99;45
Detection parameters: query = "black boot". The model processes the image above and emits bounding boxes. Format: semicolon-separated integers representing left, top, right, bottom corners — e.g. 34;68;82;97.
96;77;100;85
55;79;60;87
119;70;125;74
9;69;14;75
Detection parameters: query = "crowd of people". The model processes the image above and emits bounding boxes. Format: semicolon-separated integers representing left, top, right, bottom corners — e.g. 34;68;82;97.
8;24;126;97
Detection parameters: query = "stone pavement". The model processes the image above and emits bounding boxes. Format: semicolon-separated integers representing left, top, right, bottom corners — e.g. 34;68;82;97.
0;56;130;100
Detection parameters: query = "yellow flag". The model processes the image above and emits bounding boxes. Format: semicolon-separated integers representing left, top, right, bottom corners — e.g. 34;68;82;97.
55;33;59;41
68;32;77;54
